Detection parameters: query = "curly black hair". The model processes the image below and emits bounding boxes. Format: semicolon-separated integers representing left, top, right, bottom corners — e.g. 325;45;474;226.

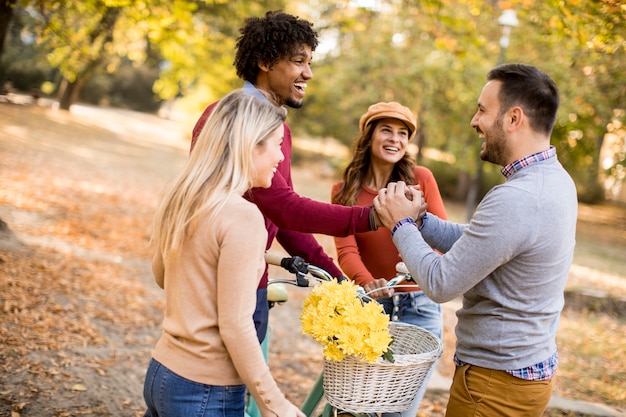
234;10;319;83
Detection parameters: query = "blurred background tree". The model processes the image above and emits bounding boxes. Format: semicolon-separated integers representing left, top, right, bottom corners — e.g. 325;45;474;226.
0;0;624;205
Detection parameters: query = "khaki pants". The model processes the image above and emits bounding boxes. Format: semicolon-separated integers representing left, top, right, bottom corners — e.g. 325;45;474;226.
445;364;555;417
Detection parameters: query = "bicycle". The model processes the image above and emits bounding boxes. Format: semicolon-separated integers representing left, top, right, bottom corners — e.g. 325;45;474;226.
245;253;442;417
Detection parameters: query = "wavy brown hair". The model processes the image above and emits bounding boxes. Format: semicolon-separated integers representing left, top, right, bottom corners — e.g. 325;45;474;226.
332;121;416;207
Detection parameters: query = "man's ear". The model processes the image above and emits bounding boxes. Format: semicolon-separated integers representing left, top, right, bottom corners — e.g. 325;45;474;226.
507;106;524;131
258;61;271;72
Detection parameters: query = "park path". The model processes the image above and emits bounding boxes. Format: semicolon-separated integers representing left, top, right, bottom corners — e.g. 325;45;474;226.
1;100;190;416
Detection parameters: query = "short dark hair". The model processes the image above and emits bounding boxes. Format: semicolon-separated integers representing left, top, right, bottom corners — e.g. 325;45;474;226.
487;63;559;135
234;10;319;83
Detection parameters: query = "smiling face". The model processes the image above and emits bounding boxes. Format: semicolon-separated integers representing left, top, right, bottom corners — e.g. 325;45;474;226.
369;118;410;166
470;80;510;166
257;44;313;108
251;125;285;188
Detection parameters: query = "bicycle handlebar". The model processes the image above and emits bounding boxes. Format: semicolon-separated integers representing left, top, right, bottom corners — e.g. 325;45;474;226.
384;261;412;288
265;252;413;300
265;253;334;287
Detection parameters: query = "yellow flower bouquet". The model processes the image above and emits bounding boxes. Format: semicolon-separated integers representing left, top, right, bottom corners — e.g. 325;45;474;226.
300;279;393;363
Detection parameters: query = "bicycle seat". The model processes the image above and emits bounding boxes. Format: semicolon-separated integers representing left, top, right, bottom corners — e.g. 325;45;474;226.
267;282;289;303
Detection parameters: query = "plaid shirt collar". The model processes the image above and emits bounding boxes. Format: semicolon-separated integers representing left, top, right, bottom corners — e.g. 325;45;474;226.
501;146;556;179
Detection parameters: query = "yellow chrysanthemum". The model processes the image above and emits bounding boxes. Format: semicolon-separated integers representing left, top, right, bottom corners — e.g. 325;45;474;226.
300;279;392;363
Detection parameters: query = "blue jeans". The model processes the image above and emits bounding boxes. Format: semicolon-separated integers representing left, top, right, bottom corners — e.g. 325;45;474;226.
143;359;246;417
379;291;443;417
378;291;443;338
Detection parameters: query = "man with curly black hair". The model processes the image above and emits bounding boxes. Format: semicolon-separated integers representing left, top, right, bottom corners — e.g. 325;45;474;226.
232;11;318;109
191;10;381;346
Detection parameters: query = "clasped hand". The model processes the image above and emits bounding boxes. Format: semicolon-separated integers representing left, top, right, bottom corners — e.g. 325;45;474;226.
373;181;426;230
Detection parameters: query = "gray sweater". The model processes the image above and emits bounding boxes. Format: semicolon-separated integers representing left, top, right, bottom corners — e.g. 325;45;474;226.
393;156;577;370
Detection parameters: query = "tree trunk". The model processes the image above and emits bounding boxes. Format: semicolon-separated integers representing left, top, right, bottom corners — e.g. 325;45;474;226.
58;78;81;111
0;0;17;89
455;171;471;202
55;7;122;110
414;127;425;166
464;159;483;221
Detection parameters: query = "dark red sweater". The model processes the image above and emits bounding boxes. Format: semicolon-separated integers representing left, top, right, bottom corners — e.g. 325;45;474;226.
191;101;373;286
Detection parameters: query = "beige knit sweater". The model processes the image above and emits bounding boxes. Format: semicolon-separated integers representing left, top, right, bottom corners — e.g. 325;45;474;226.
151;194;300;416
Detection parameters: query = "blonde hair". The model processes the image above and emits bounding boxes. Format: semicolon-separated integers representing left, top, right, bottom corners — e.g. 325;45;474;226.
152;90;286;259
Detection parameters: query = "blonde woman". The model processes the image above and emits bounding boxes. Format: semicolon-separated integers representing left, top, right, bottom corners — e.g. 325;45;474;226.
143;90;304;417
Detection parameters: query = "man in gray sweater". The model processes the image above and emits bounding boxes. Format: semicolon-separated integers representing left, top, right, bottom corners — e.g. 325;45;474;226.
374;63;577;416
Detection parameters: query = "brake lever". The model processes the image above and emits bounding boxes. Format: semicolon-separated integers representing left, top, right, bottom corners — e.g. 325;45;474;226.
295;272;311;287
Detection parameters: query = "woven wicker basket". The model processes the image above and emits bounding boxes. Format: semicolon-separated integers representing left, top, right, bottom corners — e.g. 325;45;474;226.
322;321;443;414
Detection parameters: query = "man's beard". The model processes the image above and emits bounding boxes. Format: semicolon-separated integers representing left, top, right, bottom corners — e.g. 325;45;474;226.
479;115;507;166
284;96;303;109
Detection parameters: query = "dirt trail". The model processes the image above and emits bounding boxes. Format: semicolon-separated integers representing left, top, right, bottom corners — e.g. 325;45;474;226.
1;102;189;417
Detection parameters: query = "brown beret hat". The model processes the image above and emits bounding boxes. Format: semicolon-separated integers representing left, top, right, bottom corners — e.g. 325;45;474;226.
359;102;417;140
